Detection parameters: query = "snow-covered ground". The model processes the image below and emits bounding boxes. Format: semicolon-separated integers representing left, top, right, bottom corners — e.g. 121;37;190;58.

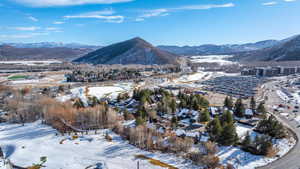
0;121;200;169
219;129;295;169
160;71;239;89
189;55;236;65
0;121;295;169
236;124;253;138
0;60;62;66
57;83;133;104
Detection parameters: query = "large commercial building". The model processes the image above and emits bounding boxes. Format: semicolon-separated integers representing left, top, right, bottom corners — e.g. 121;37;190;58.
241;66;300;77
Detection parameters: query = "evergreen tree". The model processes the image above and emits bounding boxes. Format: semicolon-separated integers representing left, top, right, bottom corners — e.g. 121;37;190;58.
257;102;266;114
206;117;223;142
250;97;256;111
136;117;145;126
199;109;211;122
171;116;178;128
220;110;234;126
73;98;85;109
170;98;177;114
136;105;148;119
219;122;238;146
234;98;245;118
89;96;100;107
256;115;286;139
224;96;233;110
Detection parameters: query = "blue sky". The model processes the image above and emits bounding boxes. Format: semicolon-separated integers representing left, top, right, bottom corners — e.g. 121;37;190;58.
0;0;299;46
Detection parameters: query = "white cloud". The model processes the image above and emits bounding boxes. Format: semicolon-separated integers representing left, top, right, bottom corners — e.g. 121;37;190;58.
140;9;169;18
284;0;296;2
64;9;124;23
174;3;235;10
12;0;133;7
28;16;38;22
53;21;65;24
136;3;234;21
45;27;60;31
262;1;278;6
12;26;40;31
44;27;63;32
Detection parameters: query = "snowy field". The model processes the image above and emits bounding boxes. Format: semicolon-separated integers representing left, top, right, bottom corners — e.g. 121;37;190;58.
8;74;66;85
219;124;295;169
0;121;295;169
160;71;239;89
57;83;133;104
189;55;236;65
0;121;199;169
0;60;62;66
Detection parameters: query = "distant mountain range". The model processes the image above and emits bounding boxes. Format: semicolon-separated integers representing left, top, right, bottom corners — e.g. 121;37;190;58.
0;42;100;49
1;34;300;63
0;45;94;61
158;40;281;56
74;37;180;65
232;35;300;62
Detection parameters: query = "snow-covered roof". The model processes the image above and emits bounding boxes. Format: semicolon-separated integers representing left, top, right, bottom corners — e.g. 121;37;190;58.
245;109;254;116
210;107;219;115
200;136;209;142
176;129;186;136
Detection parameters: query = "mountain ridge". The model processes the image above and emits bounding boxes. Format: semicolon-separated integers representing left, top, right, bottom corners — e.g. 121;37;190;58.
74;37;180;65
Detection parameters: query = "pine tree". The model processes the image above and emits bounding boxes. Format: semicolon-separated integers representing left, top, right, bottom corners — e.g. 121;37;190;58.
136;117;145;126
171;116;178;128
73;98;85;109
219;122;238;146
224;96;233;110
256;115;286;139
220;110;234;126
257;102;266;114
170;98;177;114
234;98;245;118
199;109;211;122
206;117;223;142
250;97;256;111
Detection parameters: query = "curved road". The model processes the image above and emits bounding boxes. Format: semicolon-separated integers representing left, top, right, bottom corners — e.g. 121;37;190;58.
259;81;300;169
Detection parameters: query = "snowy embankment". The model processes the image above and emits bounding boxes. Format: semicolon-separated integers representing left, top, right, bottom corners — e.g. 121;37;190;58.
218;123;296;169
57;83;133;104
0;121;199;169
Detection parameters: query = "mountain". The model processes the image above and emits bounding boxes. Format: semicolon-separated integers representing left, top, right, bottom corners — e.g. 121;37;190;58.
0;42;100;49
158;40;280;56
74;37;180;65
233;35;300;62
0;45;94;61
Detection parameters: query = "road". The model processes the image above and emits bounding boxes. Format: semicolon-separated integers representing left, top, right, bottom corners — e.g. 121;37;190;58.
258;81;300;169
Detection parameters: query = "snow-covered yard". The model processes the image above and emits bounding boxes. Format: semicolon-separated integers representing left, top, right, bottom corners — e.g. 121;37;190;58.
219;130;295;169
0;121;295;169
0;121;199;169
57;83;133;104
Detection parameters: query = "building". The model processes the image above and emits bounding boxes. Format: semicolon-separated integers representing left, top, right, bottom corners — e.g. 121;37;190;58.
241;66;300;77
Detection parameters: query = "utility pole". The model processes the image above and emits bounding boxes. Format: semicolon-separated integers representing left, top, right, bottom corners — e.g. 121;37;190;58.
137;161;140;169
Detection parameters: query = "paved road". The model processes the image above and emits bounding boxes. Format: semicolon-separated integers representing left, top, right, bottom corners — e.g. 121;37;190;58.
258;81;300;169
